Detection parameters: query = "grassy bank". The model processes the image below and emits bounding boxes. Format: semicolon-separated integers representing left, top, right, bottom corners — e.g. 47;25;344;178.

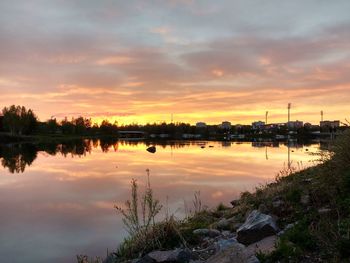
83;131;350;263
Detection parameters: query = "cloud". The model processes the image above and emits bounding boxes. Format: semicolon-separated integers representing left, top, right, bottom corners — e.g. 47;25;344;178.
0;1;349;124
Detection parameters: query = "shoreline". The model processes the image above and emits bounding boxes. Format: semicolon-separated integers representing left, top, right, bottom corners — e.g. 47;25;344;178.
95;131;350;263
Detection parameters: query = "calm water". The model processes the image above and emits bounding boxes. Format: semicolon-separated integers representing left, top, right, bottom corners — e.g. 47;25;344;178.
0;139;321;262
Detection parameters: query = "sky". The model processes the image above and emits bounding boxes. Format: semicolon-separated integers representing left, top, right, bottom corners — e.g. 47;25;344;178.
0;0;349;125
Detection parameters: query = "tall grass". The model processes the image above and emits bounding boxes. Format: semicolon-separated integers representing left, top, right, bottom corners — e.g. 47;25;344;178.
114;169;188;260
114;170;162;236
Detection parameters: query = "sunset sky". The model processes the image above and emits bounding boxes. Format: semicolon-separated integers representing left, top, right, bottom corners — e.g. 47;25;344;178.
0;0;349;125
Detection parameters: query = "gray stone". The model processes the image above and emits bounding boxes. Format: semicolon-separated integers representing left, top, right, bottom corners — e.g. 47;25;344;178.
134;255;156;263
147;249;192;263
318;208;332;214
221;230;235;238
206;243;260;263
272;200;284;208
237;210;279;245
247;256;260;263
246;235;277;255
216;238;238;251
300;194;310;205
216;218;230;230
193;228;221;238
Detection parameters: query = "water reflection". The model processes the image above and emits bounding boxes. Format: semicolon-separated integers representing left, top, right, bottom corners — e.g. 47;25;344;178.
0;139;325;174
0;139;322;263
0;144;37;173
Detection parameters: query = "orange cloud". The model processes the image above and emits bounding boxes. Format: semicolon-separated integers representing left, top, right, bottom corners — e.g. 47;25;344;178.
96;56;135;65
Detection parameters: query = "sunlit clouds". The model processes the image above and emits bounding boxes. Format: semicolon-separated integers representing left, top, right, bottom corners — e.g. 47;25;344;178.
0;0;349;124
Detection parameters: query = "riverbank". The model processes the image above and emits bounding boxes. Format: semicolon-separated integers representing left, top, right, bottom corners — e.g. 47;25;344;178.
92;131;350;263
0;132;120;144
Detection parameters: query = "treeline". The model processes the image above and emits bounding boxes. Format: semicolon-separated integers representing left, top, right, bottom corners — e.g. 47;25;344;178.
0;105;120;136
2;105;344;139
0;105;200;137
38;117;119;135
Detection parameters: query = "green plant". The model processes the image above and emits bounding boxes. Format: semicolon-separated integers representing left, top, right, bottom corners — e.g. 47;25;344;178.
115;169;187;260
114;169;162;235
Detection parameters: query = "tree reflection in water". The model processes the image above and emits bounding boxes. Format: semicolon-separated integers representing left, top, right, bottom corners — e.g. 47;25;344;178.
0;138;318;174
0;143;38;173
0;139;118;173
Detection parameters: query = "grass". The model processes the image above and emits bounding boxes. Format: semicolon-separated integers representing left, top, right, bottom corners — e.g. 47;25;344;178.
114;170;188;261
104;130;350;263
252;131;350;262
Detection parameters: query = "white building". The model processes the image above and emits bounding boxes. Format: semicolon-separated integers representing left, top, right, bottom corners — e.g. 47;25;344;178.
320;120;340;128
196;122;207;128
287;120;303;129
252;121;265;130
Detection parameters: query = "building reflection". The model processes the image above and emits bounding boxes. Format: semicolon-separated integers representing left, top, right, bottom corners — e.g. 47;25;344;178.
0;139;322;174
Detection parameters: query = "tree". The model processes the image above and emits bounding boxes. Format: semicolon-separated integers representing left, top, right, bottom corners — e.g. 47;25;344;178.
47;118;59;134
2;105;37;135
74;116;86;135
61;117;75;134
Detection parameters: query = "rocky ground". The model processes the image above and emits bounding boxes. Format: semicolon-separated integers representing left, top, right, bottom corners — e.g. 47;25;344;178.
82;131;350;263
102;208;297;263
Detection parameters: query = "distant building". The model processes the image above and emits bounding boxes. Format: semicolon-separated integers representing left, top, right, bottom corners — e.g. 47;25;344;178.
220;121;232;129
265;123;286;130
320;120;340;128
287;120;303;129
252;121;265;130
196;122;207;128
304;123;320;130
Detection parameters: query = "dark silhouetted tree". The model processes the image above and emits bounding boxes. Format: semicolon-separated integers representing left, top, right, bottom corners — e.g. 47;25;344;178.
2;105;37;135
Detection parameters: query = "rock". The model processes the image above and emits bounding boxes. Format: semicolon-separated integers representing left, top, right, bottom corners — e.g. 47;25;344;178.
206;243;260;263
221;230;235;238
134;255;156;263
193;228;221;238
300;194;310;205
272;199;284;208
246;235;277;255
146;146;156;153
237;210;279;245
147;248;192;263
216;238;238;251
247;256;260;263
216;218;230;230
318;208;332;214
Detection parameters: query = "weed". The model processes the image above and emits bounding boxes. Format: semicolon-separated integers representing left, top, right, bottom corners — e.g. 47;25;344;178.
114;170;162;236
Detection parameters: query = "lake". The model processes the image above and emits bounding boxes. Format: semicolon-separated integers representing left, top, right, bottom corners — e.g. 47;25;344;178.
0;139;322;262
